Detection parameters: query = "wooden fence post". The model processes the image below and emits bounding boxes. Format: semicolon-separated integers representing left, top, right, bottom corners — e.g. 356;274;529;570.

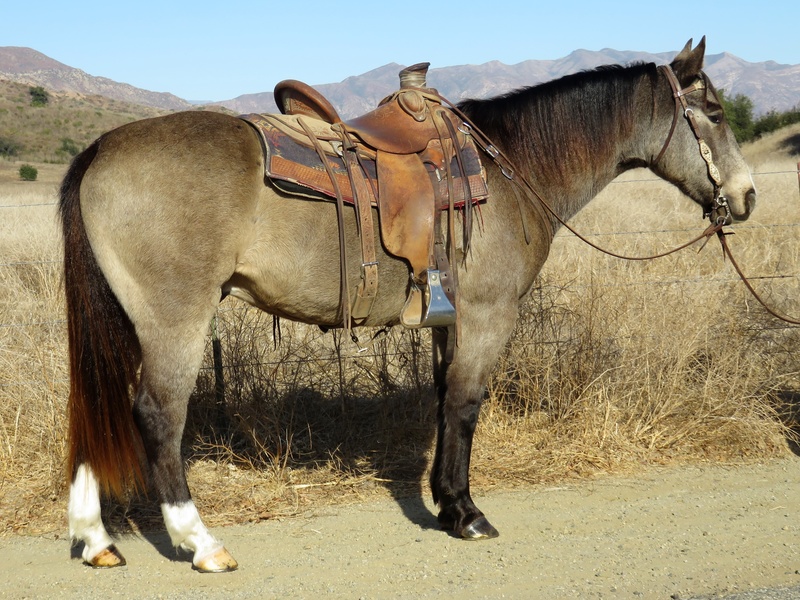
210;313;227;428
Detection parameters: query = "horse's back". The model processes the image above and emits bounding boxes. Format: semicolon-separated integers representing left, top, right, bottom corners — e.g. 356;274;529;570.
85;110;265;209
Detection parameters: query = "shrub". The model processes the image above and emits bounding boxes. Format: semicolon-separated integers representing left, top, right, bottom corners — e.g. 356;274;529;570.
29;86;49;107
753;107;800;138
58;137;80;157
19;164;38;181
720;90;800;143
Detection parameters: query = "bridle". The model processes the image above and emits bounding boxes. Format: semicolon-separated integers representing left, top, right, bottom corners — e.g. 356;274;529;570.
649;65;800;325
441;68;800;325
448;65;800;327
437;62;736;263
654;64;731;226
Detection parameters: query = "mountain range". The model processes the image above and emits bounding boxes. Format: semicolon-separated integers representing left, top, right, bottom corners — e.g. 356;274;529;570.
1;46;798;118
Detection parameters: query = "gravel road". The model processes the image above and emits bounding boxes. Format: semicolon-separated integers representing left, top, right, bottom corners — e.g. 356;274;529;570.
3;459;800;599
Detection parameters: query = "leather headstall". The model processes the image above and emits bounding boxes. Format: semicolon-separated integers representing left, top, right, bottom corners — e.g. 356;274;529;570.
654;64;729;225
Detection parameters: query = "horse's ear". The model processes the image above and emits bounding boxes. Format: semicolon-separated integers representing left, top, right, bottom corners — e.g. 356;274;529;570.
671;36;706;84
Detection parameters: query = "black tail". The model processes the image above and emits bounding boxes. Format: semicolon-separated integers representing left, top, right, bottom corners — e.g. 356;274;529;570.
60;140;145;498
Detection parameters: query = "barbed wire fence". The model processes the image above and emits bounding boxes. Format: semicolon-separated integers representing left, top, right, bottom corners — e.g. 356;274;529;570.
2;166;799;396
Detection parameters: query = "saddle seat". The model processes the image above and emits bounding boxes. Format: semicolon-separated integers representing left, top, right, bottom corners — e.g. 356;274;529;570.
275;63;441;155
245;64;489;332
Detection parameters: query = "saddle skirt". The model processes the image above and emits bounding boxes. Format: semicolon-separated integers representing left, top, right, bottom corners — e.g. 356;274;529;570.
241;112;488;210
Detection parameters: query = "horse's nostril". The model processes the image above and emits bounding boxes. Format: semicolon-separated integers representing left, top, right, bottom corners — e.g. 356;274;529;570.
732;189;757;222
744;189;756;218
746;189;757;213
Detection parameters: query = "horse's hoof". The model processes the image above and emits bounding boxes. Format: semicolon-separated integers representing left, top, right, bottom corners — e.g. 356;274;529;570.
193;546;238;573
88;545;127;568
460;516;499;540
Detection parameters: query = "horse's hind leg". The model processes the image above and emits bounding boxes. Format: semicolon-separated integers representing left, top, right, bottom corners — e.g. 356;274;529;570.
133;323;238;572
69;464;126;567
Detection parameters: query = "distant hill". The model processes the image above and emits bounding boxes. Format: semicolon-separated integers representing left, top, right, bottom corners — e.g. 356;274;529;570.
1;45;798;120
0;47;192;111
228;49;797;119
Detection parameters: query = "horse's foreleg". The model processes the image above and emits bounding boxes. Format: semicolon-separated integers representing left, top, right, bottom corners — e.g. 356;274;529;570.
133;330;237;573
430;307;516;539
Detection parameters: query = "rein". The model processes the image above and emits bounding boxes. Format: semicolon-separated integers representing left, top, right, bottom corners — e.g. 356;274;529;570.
714;228;800;326
440;74;800;327
436;63;728;262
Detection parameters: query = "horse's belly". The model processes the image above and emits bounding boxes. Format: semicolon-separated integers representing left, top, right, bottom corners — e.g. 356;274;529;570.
224;277;341;326
226;202;410;328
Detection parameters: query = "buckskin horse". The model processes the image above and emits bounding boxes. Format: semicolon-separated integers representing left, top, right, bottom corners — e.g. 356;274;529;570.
62;38;755;571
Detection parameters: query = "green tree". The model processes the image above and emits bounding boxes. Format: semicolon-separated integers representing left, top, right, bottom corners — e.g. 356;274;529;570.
719;90;754;143
28;86;49;107
19;164;38;181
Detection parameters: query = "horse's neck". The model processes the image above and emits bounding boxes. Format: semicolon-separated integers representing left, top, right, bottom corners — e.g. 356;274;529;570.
501;71;655;232
537;156;623;234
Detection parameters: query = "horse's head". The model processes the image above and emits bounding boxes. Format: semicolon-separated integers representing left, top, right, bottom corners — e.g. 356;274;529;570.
650;37;756;223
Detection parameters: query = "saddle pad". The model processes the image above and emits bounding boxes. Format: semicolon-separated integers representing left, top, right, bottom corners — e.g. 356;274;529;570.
241;113;488;209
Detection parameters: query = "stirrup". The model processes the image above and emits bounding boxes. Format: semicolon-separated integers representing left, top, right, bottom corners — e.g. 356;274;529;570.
400;270;456;328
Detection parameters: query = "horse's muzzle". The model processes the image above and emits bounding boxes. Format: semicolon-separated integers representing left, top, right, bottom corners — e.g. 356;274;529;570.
713;188;756;224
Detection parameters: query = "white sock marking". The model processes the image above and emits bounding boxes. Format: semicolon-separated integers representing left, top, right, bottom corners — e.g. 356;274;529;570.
68;464;114;562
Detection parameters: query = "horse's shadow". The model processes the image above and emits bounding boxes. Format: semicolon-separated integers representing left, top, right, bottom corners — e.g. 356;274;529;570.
775;389;800;456
97;376;442;559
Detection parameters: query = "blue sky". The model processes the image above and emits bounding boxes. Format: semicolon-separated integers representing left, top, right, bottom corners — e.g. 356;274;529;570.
5;1;798;101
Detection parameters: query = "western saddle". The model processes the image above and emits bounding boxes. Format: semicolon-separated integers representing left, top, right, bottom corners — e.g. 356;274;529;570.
240;63;488;344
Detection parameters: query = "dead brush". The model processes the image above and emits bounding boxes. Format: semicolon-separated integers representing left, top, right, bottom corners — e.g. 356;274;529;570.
478;267;790;488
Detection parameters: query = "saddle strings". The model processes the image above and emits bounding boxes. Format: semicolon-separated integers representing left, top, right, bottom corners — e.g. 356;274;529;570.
437;108;474;259
297;117;353;336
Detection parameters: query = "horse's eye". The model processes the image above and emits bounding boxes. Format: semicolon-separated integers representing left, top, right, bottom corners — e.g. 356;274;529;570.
708;112;724;125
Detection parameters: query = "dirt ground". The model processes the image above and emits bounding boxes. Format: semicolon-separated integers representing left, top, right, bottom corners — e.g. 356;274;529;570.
2;459;800;599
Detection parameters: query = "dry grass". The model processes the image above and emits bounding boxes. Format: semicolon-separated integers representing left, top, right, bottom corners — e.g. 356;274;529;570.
1;125;799;536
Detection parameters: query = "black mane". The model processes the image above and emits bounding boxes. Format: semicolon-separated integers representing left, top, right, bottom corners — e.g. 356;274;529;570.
457;62;659;188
